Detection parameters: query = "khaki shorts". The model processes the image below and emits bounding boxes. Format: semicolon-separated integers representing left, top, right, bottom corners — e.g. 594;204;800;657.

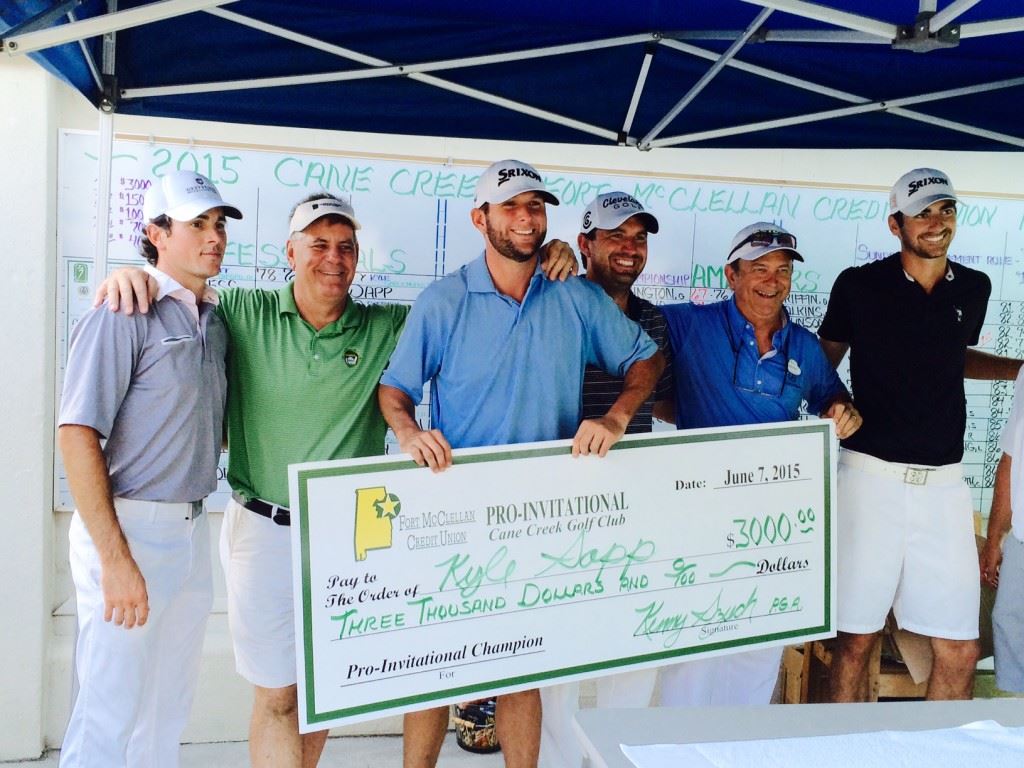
836;450;979;639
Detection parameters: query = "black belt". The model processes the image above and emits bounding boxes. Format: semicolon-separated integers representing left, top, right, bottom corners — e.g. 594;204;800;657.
235;493;290;526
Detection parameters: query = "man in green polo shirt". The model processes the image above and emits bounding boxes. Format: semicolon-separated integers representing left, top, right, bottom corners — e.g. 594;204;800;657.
218;195;404;767
99;191;577;767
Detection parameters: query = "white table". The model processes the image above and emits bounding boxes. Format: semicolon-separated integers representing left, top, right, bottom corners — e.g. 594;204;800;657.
574;700;1024;768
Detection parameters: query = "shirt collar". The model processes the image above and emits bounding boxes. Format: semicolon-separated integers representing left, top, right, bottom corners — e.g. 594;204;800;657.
726;295;789;343
902;264;955;283
143;264;219;306
466;253;542;294
278;283;362;331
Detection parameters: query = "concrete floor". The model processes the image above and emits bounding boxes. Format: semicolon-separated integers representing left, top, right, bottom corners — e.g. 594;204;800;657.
2;735;503;767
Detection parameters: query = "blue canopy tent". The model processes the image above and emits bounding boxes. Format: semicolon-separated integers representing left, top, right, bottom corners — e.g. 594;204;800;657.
2;0;1023;150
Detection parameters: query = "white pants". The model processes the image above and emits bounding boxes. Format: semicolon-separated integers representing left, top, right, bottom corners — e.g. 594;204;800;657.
539;669;656;768
61;500;212;768
658;647;783;706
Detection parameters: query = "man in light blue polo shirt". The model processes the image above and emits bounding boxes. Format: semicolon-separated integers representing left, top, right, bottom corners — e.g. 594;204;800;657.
657;221;861;708
379;158;663;768
58;171;238;767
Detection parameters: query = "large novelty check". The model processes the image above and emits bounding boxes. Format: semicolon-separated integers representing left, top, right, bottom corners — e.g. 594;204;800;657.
288;420;837;731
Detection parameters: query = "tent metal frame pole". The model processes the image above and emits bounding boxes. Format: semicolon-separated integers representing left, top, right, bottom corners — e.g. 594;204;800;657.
199;7;620;141
122;32;655;98
650;76;1024;148
886;108;1024;147
961;17;1024;37
668;29;884;43
68;8;102;91
738;0;896;38
660;38;866;103
622;44;657;137
92;0;118;292
639;7;773;149
929;0;982;32
661;38;1024;147
3;0;235;55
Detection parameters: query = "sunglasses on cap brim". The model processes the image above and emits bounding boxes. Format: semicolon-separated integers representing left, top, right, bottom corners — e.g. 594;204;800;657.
729;230;797;259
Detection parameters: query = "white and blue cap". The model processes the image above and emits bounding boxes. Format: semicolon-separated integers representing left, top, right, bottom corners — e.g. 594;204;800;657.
473;159;559;207
727;221;803;264
580;191;659;234
889;168;959;216
288;196;361;233
143;170;242;222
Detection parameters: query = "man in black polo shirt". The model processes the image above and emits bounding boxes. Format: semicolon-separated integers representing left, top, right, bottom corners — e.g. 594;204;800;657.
819;168;1021;701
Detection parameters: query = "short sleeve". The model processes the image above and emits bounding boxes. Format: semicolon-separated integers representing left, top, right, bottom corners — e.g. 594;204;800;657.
659;302;694;363
583;286;658;377
58;305;141;437
818;268;855;344
649;307;675;401
379;286;449;404
1000;366;1024;457
800;333;847;415
967;272;992;347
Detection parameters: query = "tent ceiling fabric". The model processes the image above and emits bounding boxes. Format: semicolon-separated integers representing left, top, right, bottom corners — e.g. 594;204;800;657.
2;0;1022;149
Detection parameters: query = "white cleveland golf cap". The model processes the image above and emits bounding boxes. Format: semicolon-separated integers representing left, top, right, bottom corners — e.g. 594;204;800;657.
143;170;242;222
889;168;959;217
288;196;361;233
473;159;559;207
580;191;659;234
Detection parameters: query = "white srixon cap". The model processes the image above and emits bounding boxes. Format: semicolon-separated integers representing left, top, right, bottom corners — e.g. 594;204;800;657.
473;159;559;207
288;196;361;233
727;221;803;264
143;170;242;222
889;168;959;216
580;191;659;234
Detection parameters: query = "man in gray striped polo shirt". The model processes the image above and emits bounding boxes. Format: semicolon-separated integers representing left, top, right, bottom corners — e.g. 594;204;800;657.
539;191;674;768
58;170;239;767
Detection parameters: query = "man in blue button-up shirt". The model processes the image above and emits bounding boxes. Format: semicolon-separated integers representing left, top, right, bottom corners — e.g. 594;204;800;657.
656;221;861;708
379;159;663;768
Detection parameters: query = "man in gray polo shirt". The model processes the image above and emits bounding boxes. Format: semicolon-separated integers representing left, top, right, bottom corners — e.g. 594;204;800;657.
58;170;238;768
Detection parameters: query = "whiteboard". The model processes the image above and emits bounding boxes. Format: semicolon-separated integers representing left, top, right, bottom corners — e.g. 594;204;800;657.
55;130;1024;515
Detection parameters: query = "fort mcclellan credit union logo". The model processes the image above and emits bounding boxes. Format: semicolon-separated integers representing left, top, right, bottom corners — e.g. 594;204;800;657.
353;486;401;561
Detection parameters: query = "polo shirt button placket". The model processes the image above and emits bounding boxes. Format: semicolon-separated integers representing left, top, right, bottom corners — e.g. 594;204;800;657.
310;337;322;376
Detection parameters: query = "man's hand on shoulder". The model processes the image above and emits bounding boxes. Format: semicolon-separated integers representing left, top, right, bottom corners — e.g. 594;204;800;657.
93;266;158;315
823;400;862;439
573;414;629;458
538;239;579;282
397;427;453;473
100;550;149;629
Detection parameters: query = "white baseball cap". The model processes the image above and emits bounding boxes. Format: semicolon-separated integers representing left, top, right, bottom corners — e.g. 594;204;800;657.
581;191;659;234
473;159;559;207
288;196;361;233
727;221;803;264
143;170;242;222
889;167;959;216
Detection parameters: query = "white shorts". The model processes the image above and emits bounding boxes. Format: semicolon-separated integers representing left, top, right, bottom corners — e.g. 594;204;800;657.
836;450;979;639
993;531;1024;692
220;497;296;689
62;499;212;768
